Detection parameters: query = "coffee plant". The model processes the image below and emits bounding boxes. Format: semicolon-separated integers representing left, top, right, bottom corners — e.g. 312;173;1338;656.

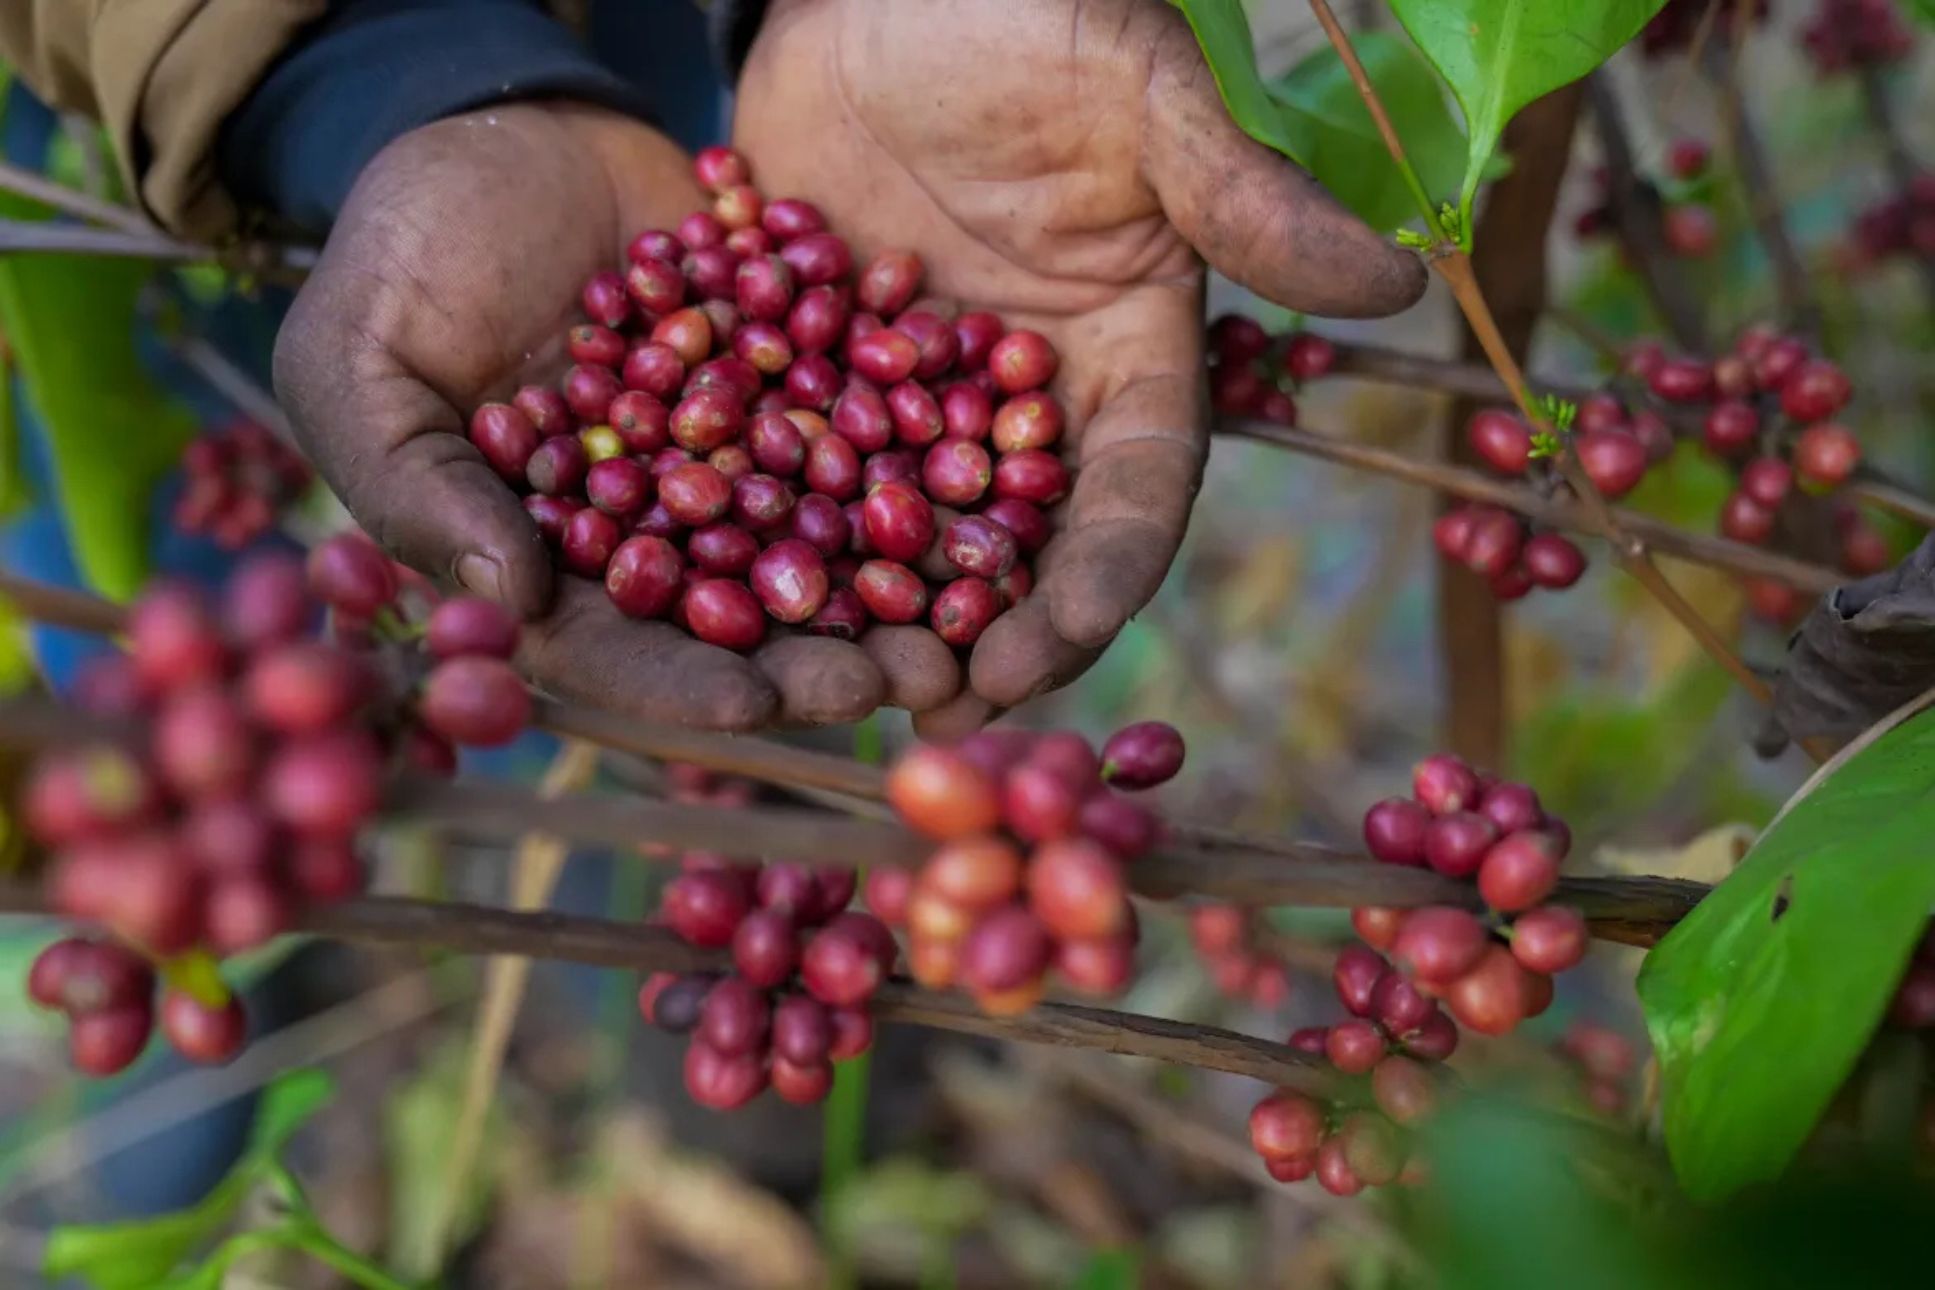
3;0;1935;1285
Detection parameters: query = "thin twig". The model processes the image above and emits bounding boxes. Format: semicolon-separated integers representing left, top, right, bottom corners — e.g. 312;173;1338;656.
0;702;1711;944
0;218;317;275
1224;420;1842;593
1584;74;1709;351
1704;38;1818;336
0;160;156;238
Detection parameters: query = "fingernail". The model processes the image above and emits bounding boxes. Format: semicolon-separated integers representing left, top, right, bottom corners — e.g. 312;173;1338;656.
456;553;507;603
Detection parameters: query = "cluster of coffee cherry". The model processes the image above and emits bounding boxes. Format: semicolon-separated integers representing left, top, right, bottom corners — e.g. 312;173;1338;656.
870;722;1181;1014
1573;139;1718;260
171;419;312;551
1801;0;1913;75
22;538;535;1075
1555;1022;1639;1118
1204;314;1335;426
1186;903;1293;1009
466;146;1058;654
1842;174;1935;273
639;766;888;1109
1247;755;1587;1194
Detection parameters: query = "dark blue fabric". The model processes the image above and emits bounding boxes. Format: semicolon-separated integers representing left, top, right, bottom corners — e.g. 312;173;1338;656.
217;0;665;236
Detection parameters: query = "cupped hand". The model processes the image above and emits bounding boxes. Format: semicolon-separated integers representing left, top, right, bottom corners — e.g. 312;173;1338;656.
273;104;888;730
735;0;1426;736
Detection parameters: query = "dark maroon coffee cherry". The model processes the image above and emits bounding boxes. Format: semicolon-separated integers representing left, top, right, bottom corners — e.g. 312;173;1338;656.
803;434;863;500
1740;457;1794;507
69;1002;153;1076
1702;399;1759;457
1078;791;1160;859
1575;429;1647;499
1403;1008;1459;1061
622;342;686;400
923;440;994;508
1412;754;1478;815
1574;392;1627;434
730;473;797;534
420;656;532;748
683;1040;766;1111
1719;491;1775;544
525;435;588;497
568;323;627;369
1100;721;1185;789
806;588;869;640
940;381;994;441
1326;1018;1387;1074
1477;782;1543;836
786;285;850;355
1284;332;1337;382
604;535;685;619
1752;336;1808;390
931;577;1001;646
1424;811;1499;878
1461;509;1523;578
1363;797;1431;865
679;580;766;651
305;537;397;620
991;449;1070;505
1333;945;1390;1016
854;561;928;624
1779;359;1852;423
1468;408;1533;476
1794;423;1860;489
893;310;960;380
982;498;1051;554
514;384;573;438
1647;356;1714;403
735;254;795;323
988;330;1058;394
658;463;734;527
750;539;831;624
468;403;540;481
587;458;652;519
1250;1090;1325;1161
1522;534;1586;589
581;269;632;328
888;382;946;446
1370;971;1435;1036
942;516;1019;578
787;493;851;559
560;507;622;577
1509;905;1589;974
1391;906;1489;984
771;995;833;1065
1477;830;1562;913
800;921;887;1006
861;481;936;563
562;363;622;424
960;906;1053;993
779;231;853;287
668;389;744;456
698;977;772;1057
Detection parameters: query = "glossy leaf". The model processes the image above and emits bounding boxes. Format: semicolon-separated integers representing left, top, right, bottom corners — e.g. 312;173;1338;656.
1637;699;1935;1199
246;1067;335;1159
1171;0;1303;157
1268;33;1476;232
1388;0;1668;218
0;191;196;600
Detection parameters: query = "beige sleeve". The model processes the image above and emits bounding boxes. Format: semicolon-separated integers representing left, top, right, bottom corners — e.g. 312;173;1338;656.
0;1;327;239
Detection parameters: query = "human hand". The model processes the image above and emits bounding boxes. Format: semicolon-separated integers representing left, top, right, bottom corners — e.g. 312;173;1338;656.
274;104;888;730
735;0;1426;735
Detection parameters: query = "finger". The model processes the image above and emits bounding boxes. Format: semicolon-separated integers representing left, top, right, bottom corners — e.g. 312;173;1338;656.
1143;12;1427;318
516;577;778;731
912;692;1001;742
274;280;552;617
968;594;1102;708
860;626;963;713
1044;368;1204;648
753;635;888;727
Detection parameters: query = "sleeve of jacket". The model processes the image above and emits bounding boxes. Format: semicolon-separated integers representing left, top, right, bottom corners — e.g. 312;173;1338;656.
0;1;328;239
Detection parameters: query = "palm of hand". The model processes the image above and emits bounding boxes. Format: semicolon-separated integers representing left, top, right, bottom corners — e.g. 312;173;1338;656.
736;0;1422;731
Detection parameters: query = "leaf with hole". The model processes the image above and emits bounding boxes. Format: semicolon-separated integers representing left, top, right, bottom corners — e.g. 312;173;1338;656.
1388;0;1669;225
1637;696;1935;1199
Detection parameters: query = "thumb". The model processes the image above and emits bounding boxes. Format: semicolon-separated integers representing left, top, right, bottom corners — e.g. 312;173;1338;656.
274;301;552;617
1142;17;1428;319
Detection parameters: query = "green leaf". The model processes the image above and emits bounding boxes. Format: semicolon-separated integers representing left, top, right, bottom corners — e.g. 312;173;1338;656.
1266;33;1475;232
1388;0;1668;221
0;191;197;600
1906;0;1935;28
1170;0;1303;158
43;1175;248;1290
1637;698;1935;1199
